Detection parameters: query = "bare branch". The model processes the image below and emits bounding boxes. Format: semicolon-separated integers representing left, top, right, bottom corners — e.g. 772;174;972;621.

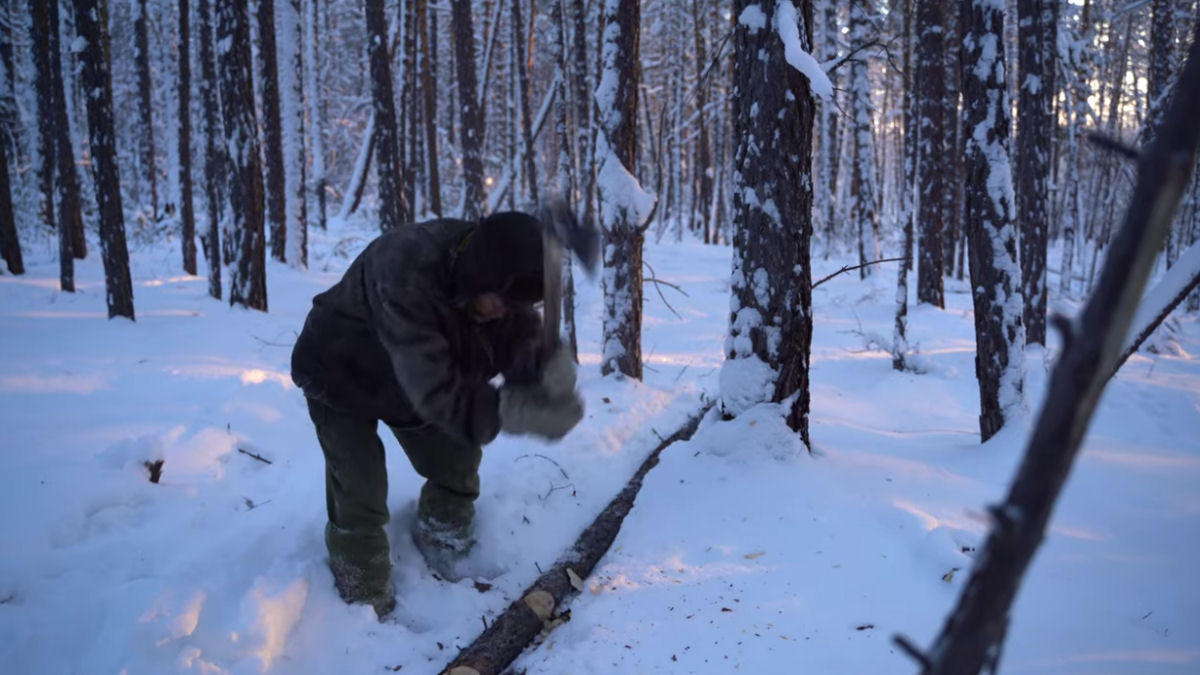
812;257;905;289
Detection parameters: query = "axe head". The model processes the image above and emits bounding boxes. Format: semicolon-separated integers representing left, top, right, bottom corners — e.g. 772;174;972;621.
538;196;600;276
538;196;599;351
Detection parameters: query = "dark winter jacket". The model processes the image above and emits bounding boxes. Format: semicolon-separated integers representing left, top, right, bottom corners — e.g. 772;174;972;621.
291;218;541;447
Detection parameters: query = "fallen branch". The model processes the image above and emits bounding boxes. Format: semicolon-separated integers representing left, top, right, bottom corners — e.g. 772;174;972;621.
812;257;904;289
440;405;713;675
895;32;1200;675
1085;131;1139;160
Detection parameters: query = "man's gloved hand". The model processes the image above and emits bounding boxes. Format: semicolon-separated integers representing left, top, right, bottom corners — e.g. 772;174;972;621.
499;384;584;441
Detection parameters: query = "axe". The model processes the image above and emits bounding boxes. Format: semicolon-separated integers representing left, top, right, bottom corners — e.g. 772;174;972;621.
538;196;600;353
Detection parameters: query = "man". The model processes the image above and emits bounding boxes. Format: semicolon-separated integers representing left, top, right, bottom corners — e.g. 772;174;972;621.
291;210;584;618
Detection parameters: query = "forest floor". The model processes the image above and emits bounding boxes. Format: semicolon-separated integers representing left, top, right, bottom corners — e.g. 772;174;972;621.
1;216;1197;674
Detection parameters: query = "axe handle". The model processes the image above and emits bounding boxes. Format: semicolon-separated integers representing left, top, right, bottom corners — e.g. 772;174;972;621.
542;236;564;352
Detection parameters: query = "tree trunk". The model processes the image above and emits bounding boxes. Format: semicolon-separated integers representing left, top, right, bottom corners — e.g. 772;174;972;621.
451;0;484;219
691;0;713;244
513;0;537;207
942;3;963;278
258;0;287;262
1016;0;1056;345
0;125;22;274
365;0;407;230
570;0;594;226
48;0;85;262
179;0;197;275
29;0;72;290
724;0;816;446
596;0;647;382
217;0;267;311
962;0;1023;442
282;0;307;268
849;0;878;278
135;0;158;219
417;0;441;216
552;0;579;361
199;0;223;300
915;0;945;307
305;0;327;230
72;0;134;319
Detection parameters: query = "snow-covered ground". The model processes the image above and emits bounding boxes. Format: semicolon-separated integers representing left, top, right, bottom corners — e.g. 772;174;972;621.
1;219;1197;674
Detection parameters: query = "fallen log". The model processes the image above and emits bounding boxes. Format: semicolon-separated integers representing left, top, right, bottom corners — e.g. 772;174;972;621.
440;405;712;675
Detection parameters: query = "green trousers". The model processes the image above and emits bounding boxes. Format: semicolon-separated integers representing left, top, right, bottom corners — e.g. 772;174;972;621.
306;398;482;595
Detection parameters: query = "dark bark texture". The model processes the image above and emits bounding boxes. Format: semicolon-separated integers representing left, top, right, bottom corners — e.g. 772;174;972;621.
199;0;223;299
259;0;287;262
727;0;815;445
29;0;72;290
1016;0;1056;345
451;0;484;219
217;0;267;311
135;0;158;219
915;0;945;307
179;0;197;275
365;0;406;230
0;125;22;274
962;0;1023;442
417;0;441;216
72;0;135;319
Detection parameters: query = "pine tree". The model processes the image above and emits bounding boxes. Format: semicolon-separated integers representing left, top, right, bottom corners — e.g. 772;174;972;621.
259;0;287;262
282;0;306;267
417;0;441;216
0;123;22;274
134;0;158;219
198;0;223;300
364;0;406;229
596;0;648;381
179;0;197;275
451;0;484;219
915;0;945;307
216;0;267;311
72;0;135;319
962;0;1024;442
724;0;817;444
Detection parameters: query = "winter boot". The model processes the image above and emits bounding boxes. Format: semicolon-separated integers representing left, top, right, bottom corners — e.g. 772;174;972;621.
412;512;475;582
326;523;396;619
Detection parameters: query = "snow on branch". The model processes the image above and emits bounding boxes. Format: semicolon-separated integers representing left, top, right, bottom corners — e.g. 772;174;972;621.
775;1;833;100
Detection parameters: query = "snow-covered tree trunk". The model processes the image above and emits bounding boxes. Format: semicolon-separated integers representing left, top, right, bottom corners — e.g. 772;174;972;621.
198;0;222;300
962;0;1023;443
134;0;158;220
724;0;819;445
281;0;306;268
179;0;197;275
915;0;945;307
512;0;537;207
416;0;441;216
1059;14;1090;298
451;0;484;220
596;0;649;381
690;0;712;244
72;0;134;319
216;0;267;311
848;0;878;278
304;0;327;230
365;0;406;230
1016;0;1056;345
258;0;287;262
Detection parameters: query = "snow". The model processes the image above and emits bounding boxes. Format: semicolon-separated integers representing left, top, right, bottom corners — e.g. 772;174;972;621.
2;219;1199;674
775;1;834;100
